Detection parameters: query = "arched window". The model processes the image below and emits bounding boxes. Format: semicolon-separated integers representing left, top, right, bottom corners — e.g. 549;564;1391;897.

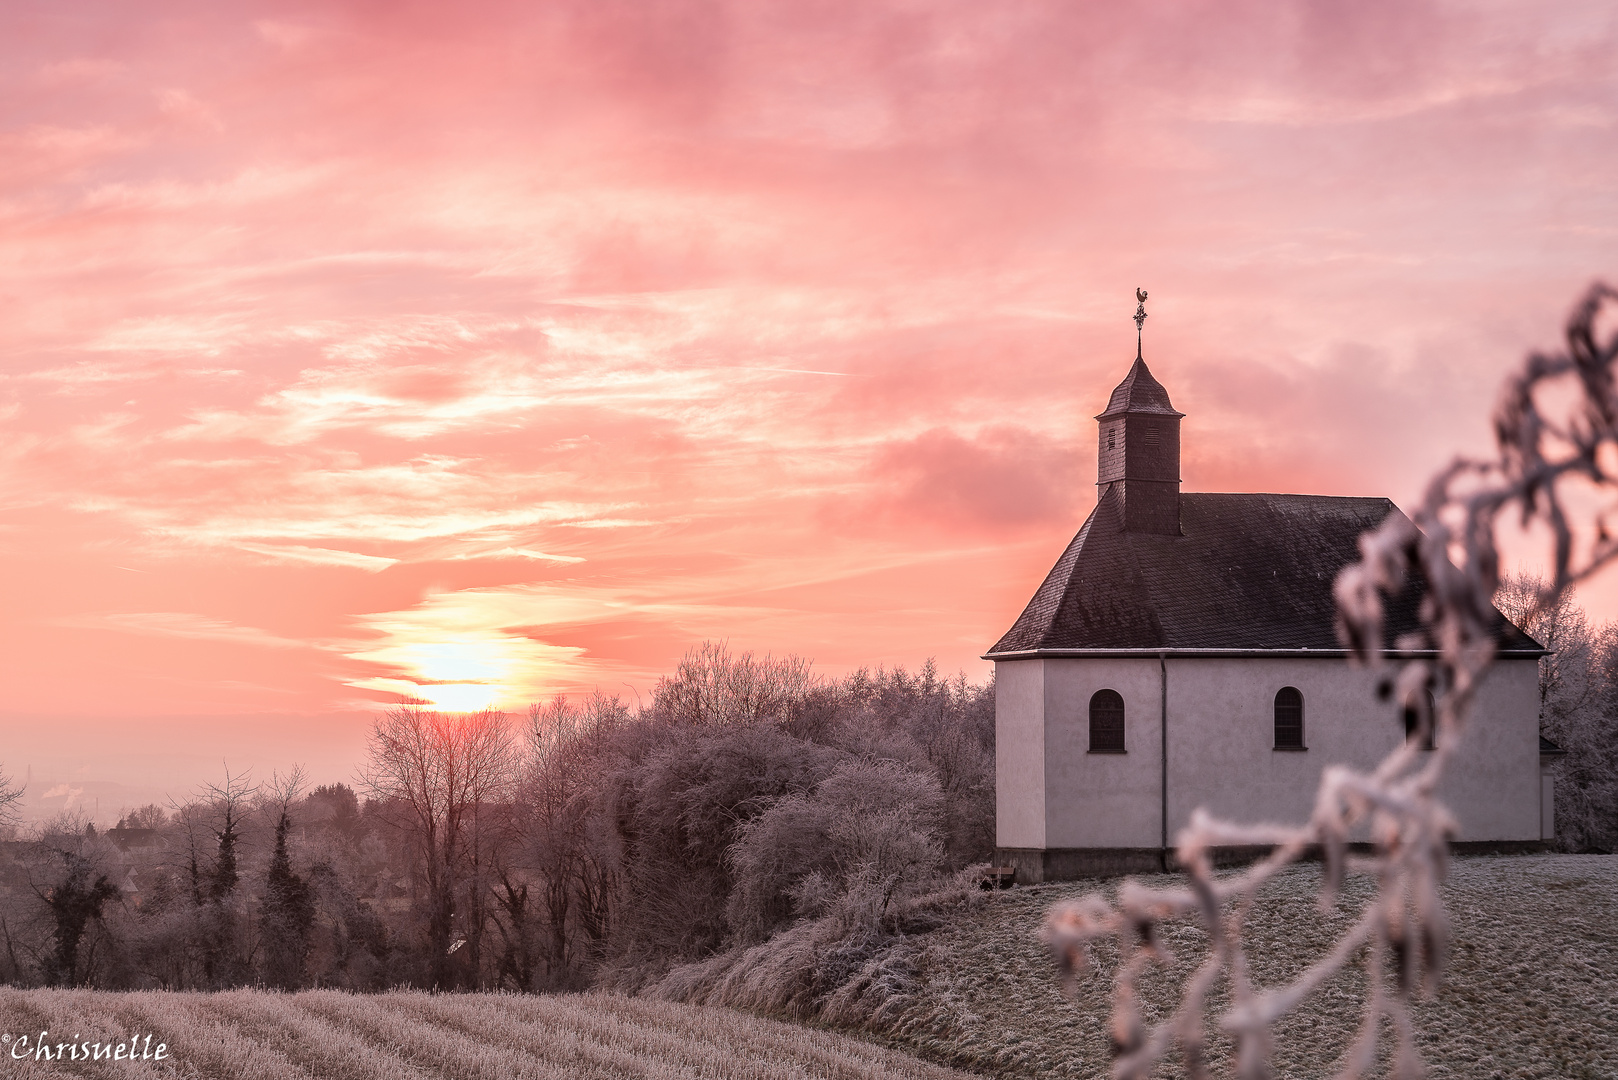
1089;690;1126;752
1274;687;1304;749
1403;688;1436;750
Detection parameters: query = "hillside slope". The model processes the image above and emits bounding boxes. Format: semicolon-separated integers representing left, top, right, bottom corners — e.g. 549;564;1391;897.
654;854;1618;1079
0;987;977;1080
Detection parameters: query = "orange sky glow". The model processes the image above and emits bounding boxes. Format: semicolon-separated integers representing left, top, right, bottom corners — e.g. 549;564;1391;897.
3;1;1616;814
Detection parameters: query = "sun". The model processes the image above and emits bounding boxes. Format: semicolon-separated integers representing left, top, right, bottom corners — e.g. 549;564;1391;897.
344;593;591;714
350;636;516;712
417;681;500;712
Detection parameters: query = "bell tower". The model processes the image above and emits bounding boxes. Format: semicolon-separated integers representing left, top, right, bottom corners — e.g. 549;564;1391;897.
1095;289;1183;535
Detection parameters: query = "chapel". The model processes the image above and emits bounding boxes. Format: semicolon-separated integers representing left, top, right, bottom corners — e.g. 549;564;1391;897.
986;295;1554;881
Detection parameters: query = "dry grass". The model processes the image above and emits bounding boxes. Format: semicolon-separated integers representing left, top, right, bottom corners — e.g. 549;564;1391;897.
0;987;978;1080
3;856;1612;1079
855;854;1618;1079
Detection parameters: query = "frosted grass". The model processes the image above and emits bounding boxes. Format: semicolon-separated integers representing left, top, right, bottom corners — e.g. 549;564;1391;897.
871;854;1618;1079
0;986;973;1079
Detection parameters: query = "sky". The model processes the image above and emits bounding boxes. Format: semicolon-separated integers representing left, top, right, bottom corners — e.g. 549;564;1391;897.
2;0;1616;816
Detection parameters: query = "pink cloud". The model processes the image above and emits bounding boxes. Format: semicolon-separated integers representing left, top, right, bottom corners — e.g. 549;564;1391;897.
0;0;1613;793
863;426;1085;535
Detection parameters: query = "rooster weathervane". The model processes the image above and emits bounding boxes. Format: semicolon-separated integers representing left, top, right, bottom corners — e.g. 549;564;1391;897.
1134;288;1148;359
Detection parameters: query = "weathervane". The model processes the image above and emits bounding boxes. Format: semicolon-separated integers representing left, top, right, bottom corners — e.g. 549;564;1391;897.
1134;287;1148;360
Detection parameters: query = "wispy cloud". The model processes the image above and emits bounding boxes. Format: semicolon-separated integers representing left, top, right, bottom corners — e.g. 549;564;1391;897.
447;547;586;564
234;543;399;572
56;612;311;650
1;0;1614;747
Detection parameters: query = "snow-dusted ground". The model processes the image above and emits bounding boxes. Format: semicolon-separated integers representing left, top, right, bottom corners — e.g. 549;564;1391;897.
876;854;1617;1078
0;988;977;1079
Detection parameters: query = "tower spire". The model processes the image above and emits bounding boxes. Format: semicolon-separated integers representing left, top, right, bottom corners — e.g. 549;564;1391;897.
1099;290;1182;535
1134;287;1148;360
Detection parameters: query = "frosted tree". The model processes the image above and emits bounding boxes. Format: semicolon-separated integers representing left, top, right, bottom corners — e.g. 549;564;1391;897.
361;706;520;988
650;640;818;727
1045;283;1618;1079
259;766;315;990
0;764;22;830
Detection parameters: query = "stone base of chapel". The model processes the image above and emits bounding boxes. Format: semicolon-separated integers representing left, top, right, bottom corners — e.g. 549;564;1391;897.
996;839;1557;884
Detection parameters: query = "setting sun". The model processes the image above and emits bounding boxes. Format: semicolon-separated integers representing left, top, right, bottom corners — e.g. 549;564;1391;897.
348;637;527;712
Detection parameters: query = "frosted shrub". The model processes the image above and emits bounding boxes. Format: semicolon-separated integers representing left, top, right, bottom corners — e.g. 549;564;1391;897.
726;759;946;943
1045;283;1618;1079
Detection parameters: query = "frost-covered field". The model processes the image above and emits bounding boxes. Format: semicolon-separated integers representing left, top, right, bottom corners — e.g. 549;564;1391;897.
876;854;1618;1079
0;987;975;1079
3;857;1612;1080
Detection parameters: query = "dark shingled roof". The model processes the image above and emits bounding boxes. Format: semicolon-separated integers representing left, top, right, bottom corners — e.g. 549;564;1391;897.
987;489;1542;656
1096;358;1185;419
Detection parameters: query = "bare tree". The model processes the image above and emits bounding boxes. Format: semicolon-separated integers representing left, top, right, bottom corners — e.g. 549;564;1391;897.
259;766;315;989
26;813;121;987
1561;626;1618;851
167;767;258;988
360;706;519;988
114;804;169;831
1046;282;1618;1079
1494;571;1597;721
500;692;632;989
1493;573;1618;850
0;764;24;830
650;640;817;726
166;766;258;905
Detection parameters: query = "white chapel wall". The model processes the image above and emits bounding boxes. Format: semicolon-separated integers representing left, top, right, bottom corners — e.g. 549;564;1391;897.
1041;657;1163;849
1152;656;1540;844
995;659;1046;849
1439;657;1539;841
1005;654;1542;851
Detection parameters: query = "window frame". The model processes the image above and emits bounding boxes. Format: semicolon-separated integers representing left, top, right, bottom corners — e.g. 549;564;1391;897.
1403;688;1437;751
1273;686;1306;751
1088;689;1127;753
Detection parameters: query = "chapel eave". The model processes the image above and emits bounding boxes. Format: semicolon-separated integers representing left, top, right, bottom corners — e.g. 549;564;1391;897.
982;646;1549;661
984;492;1546;657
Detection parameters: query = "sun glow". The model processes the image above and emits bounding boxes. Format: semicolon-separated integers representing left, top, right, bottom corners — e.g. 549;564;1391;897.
350;636;517;711
416;681;501;712
345;591;593;712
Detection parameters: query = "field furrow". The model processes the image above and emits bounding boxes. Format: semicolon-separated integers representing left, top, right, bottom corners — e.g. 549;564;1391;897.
201;990;436;1080
383;992;728;1080
562;995;965;1080
0;988;167;1080
403;990;886;1080
104;992;319;1080
2;989;977;1080
293;990;583;1080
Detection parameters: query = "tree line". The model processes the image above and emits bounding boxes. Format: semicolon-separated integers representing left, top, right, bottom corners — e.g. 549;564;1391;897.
1;598;1612;993
0;644;993;990
1495;574;1618;853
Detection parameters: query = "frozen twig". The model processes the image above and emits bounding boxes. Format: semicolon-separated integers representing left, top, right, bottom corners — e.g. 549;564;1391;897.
1045;282;1618;1079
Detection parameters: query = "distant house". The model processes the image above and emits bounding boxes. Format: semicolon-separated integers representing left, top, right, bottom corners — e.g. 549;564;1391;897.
107;826;164;852
986;347;1551;882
